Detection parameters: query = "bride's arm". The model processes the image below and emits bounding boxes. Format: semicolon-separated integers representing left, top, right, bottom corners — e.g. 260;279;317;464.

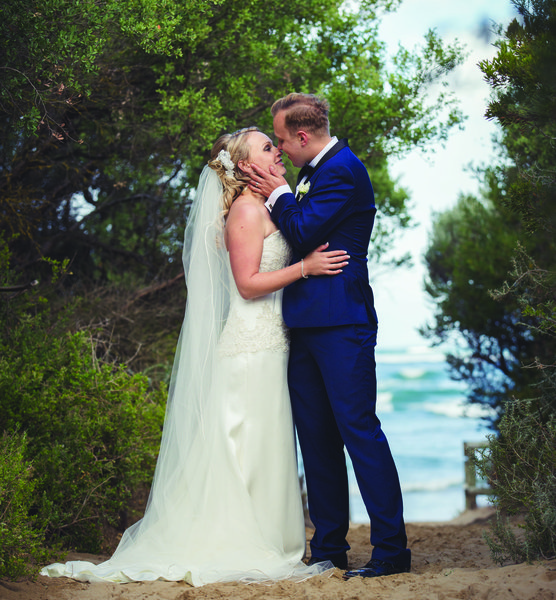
226;202;348;300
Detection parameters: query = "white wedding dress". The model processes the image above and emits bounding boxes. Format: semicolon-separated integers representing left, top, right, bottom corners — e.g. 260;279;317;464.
41;229;328;587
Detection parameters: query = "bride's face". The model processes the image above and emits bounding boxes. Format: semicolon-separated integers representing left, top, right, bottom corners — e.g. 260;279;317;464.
245;132;286;177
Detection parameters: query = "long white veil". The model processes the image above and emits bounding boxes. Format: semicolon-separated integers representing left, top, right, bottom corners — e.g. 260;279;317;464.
142;165;230;514
109;165;232;559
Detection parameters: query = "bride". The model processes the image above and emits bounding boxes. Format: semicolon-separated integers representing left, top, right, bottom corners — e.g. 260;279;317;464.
41;127;348;586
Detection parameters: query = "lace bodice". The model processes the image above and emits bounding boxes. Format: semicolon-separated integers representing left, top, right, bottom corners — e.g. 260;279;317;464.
218;231;292;356
256;230;293;274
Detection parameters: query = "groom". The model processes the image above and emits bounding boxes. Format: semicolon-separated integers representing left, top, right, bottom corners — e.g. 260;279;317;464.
250;93;410;578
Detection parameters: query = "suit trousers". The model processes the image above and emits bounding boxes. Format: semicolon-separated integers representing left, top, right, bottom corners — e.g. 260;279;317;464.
288;323;407;563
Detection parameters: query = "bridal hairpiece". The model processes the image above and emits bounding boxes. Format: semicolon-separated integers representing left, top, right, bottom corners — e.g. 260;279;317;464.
217;149;235;179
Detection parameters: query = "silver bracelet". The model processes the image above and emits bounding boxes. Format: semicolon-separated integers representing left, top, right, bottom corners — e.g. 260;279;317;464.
301;259;309;279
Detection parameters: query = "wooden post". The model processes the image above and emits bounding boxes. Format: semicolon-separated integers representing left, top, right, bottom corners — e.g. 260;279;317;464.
463;441;491;510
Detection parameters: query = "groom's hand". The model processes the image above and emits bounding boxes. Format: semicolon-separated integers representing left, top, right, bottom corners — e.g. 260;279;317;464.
249;163;287;198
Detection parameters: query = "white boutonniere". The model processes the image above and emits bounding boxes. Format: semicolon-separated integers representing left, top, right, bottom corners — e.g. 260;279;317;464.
297;181;311;198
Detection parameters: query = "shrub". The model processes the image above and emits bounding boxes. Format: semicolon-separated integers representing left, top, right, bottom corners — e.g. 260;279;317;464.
476;247;556;564
0;431;51;579
0;317;166;552
477;393;556;564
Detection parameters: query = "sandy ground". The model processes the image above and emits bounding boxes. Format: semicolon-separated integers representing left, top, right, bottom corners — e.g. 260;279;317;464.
2;508;555;600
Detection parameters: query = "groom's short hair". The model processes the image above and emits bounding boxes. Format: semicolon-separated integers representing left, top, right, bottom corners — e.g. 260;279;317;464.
271;93;330;137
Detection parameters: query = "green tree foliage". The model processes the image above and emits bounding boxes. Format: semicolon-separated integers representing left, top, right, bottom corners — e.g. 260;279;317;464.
0;0;464;285
423;184;536;423
480;0;556;234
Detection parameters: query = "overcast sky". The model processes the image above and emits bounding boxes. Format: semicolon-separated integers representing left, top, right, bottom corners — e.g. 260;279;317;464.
371;0;517;350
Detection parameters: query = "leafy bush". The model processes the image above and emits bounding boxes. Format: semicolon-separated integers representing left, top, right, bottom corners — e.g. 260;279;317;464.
0;234;168;554
476;249;556;564
0;431;51;579
0;317;166;552
478;394;556;564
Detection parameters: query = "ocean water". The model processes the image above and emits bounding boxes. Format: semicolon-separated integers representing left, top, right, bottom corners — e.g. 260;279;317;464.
344;346;493;523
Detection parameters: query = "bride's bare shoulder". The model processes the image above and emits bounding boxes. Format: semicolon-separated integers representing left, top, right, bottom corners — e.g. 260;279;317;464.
227;196;266;226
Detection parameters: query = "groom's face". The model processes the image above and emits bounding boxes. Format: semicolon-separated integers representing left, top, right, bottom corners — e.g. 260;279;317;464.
273;110;306;168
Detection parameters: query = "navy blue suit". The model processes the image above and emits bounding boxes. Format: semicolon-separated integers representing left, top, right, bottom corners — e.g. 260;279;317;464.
271;139;407;565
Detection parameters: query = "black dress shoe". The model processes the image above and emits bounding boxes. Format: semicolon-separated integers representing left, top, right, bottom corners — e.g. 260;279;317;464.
307;555;348;570
343;550;411;579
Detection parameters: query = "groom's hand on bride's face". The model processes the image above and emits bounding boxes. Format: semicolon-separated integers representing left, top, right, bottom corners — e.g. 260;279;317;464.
248;163;287;198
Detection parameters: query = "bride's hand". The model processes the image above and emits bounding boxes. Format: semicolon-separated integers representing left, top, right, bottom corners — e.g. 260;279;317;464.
302;243;349;277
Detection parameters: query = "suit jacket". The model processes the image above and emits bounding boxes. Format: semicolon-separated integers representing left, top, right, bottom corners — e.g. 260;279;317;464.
271;140;378;328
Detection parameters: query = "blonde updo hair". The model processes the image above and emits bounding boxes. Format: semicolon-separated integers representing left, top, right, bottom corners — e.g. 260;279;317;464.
208;126;260;218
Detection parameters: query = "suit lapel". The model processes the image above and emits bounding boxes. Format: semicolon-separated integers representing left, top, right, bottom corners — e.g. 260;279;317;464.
295;139;349;202
311;138;348;174
296;139;349;185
